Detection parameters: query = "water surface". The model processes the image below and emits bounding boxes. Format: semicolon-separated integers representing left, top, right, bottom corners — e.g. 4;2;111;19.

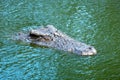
0;0;120;80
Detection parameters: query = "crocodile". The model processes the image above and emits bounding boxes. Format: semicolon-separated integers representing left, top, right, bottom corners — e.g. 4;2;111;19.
15;25;97;55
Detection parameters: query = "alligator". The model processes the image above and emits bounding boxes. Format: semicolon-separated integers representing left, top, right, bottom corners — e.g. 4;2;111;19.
15;25;97;56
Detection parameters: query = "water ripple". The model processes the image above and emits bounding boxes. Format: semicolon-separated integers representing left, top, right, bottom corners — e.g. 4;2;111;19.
0;0;120;79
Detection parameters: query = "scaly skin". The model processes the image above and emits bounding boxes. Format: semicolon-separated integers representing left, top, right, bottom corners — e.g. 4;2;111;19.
16;25;97;55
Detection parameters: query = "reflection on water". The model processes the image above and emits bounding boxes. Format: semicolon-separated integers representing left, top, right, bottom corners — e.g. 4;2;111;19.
0;0;120;80
0;45;58;79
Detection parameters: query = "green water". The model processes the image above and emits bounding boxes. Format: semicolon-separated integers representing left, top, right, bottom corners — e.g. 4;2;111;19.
0;0;120;80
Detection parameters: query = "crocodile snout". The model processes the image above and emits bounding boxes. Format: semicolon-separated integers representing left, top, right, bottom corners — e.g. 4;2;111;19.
82;47;97;56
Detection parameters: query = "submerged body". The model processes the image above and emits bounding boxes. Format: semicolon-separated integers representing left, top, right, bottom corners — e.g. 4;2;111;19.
16;25;97;55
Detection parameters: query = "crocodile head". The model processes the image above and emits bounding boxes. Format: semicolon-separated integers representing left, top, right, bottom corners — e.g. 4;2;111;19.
16;25;97;56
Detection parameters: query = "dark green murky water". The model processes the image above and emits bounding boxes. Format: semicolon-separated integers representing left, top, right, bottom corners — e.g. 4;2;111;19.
0;0;120;80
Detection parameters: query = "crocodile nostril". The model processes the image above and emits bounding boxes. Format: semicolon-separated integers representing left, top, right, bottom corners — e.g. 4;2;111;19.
88;47;92;50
